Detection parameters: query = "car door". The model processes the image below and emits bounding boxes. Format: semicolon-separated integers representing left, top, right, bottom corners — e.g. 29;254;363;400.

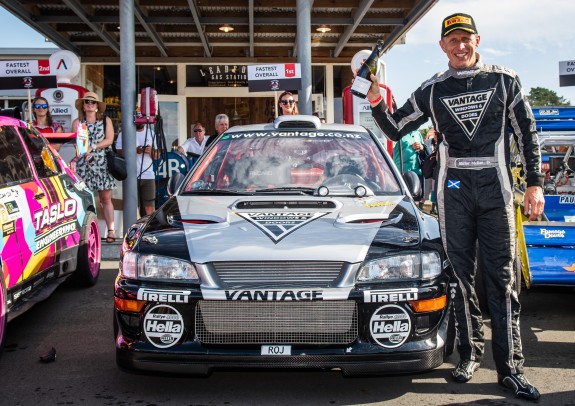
0;124;49;299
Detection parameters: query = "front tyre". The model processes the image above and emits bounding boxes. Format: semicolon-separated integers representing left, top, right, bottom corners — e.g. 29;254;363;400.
70;211;101;287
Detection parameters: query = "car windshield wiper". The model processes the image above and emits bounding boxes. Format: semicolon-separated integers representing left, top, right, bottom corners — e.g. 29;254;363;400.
182;188;251;195
254;187;317;195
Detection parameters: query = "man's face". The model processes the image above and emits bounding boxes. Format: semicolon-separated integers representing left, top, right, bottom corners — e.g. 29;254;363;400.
439;30;480;70
193;126;205;141
216;120;229;135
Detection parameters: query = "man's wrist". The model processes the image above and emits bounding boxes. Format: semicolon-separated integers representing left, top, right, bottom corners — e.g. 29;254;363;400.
368;94;383;106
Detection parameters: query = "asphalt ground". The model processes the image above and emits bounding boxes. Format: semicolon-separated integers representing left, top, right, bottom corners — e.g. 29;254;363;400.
0;261;574;405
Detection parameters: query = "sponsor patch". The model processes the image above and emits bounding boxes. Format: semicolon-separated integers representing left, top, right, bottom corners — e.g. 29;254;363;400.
143;304;184;348
364;288;418;303
440;89;495;140
137;288;191;303
369;304;411;348
236;211;328;243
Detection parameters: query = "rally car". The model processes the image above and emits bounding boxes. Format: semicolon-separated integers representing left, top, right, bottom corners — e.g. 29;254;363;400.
513;132;575;289
114;115;454;376
0;116;101;356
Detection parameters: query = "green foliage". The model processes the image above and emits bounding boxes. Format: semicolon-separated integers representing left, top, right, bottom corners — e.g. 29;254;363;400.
527;87;570;106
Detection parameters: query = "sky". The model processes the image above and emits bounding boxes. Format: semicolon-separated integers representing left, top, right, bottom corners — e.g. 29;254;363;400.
383;0;575;106
1;0;574;108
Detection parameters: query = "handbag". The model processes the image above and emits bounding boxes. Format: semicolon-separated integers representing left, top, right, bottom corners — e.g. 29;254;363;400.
106;148;127;181
422;153;437;179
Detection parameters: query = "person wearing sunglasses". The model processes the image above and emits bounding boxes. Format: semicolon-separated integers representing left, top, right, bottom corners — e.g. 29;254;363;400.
179;122;208;159
277;91;299;116
71;92;117;243
32;97;63;134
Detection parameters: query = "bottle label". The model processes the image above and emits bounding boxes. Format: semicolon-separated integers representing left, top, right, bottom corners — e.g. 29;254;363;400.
351;76;371;98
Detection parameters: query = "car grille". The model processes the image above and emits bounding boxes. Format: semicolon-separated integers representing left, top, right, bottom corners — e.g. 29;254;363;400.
195;300;358;345
212;261;344;288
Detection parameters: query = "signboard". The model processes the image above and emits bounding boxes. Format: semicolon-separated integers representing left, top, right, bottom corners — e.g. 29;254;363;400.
0;60;57;90
199;65;248;87
559;60;575;87
247;63;302;92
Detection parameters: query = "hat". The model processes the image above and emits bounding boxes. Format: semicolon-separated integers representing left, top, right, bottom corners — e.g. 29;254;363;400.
75;91;106;112
441;13;478;37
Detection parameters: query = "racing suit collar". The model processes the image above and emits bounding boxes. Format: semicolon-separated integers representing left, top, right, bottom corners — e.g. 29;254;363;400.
448;52;483;78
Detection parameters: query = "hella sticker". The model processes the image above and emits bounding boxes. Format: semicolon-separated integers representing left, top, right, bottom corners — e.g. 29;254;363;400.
364;288;418;303
370;304;411;348
143;304;184;348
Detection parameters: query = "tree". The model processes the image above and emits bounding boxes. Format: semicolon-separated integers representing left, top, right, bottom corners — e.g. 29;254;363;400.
527;87;570;106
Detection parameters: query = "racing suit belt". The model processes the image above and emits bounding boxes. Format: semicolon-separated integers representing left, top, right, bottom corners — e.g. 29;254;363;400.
446;156;498;170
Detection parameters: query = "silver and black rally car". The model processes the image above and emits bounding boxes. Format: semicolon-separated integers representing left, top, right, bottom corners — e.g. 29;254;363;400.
114;115;454;376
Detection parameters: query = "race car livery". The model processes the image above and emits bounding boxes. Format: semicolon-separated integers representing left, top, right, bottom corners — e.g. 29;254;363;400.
114;115;454;376
0;116;101;356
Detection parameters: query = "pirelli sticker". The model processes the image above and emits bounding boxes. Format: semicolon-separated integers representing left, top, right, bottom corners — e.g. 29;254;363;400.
236;211;328;243
440;89;495;140
364;288;418;303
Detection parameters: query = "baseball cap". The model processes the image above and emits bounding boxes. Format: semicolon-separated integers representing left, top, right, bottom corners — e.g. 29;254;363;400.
441;13;478;37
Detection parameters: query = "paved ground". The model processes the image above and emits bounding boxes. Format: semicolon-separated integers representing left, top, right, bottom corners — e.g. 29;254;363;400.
0;261;574;405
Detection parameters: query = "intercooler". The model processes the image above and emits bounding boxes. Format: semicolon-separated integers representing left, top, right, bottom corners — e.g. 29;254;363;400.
195;300;358;345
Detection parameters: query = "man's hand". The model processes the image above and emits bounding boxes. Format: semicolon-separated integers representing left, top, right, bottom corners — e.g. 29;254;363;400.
523;186;545;221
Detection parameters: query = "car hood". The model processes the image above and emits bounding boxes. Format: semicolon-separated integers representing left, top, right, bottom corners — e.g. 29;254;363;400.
146;194;420;264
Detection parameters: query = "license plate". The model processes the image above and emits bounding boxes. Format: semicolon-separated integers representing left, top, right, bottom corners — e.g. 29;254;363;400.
261;345;291;356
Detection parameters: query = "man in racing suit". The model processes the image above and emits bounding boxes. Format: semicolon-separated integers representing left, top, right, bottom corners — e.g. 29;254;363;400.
366;13;544;401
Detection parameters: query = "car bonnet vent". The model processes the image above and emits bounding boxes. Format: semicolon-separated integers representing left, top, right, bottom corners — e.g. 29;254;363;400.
274;115;321;129
236;200;336;209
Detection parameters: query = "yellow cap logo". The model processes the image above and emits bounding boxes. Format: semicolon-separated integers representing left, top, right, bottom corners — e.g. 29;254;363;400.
445;16;472;28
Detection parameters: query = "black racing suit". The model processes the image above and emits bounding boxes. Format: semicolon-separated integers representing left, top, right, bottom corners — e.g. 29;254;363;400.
371;59;544;375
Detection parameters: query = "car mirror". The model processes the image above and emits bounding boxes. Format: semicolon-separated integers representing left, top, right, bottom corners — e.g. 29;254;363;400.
167;172;185;195
403;171;422;199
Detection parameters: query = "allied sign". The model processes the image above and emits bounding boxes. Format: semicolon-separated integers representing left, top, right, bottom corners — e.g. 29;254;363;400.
247;63;302;92
559;60;575;87
0;59;57;90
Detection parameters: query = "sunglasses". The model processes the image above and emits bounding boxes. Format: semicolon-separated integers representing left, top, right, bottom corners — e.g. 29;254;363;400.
193;129;204;132
84;100;98;105
280;100;295;105
34;103;48;109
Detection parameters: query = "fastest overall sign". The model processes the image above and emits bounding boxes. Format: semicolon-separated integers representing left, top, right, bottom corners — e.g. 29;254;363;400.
247;63;302;92
0;59;57;90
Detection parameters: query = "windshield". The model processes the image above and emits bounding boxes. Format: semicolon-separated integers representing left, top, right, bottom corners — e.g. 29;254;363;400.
183;129;401;195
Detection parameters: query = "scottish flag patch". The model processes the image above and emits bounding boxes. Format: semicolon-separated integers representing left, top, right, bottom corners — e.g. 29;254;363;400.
447;180;461;189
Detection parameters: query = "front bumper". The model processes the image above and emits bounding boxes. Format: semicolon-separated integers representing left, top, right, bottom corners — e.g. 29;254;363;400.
114;278;451;376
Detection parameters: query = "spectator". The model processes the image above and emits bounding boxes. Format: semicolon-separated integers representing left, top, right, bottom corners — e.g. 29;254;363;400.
424;128;438;213
205;113;229;148
393;130;428;209
32;96;63;133
365;12;544;401
278;91;299;116
71;92;117;243
179;122;208;157
116;111;159;217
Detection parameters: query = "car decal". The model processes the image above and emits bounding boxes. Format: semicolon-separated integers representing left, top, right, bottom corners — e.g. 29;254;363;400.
1;175;86;290
201;287;353;301
369;304;411;348
236;211;329;243
363;288;419;303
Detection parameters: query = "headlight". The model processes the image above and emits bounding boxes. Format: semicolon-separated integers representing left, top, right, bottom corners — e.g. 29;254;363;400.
357;251;441;282
121;252;199;281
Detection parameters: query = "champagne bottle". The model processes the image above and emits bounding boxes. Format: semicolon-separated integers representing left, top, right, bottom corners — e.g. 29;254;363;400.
350;39;384;99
